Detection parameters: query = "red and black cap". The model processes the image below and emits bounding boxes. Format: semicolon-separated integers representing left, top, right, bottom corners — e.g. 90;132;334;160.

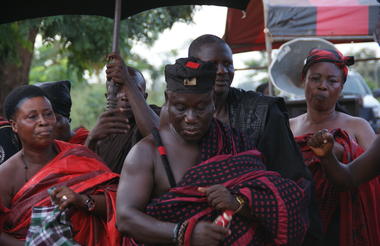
165;57;217;94
302;48;354;83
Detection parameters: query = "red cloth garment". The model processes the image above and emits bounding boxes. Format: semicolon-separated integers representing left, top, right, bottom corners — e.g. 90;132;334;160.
0;197;9;233
295;129;380;246
69;127;89;145
1;140;120;246
125;120;310;246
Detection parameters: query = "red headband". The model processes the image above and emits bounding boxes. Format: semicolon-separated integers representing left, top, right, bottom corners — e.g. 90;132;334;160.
302;48;354;82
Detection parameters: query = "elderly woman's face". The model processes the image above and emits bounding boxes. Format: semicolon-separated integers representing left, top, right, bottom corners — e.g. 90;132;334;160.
304;62;344;112
11;96;56;147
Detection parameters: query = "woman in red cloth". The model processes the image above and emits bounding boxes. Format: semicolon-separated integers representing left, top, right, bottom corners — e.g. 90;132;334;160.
0;85;120;246
290;48;380;246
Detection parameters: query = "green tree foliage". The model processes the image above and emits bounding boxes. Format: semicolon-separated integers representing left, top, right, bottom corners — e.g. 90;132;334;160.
346;47;380;90
0;6;196;116
239;51;269;92
243;51;267;80
70;83;107;129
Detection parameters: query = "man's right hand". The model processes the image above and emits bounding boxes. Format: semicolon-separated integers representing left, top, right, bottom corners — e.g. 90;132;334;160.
106;53;132;86
191;221;229;246
86;108;131;143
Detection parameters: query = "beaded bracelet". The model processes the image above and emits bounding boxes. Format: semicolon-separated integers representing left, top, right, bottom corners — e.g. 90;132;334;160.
176;220;189;246
172;223;181;244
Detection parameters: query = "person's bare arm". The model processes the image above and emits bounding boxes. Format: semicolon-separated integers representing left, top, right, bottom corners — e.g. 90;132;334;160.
106;53;159;137
0;162;12;209
0;160;24;246
345;135;380;186
116;139;228;245
116;140;176;244
308;130;380;189
50;186;107;219
0;233;24;246
85;108;130;150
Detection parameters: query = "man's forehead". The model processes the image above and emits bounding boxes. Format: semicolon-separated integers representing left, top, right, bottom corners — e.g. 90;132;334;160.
16;97;52;113
168;91;212;103
196;43;233;61
199;42;230;52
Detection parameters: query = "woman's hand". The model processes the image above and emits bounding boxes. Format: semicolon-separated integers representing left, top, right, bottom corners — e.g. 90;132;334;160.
49;186;86;211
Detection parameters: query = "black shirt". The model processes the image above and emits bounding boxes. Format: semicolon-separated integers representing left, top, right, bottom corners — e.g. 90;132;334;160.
227;87;311;180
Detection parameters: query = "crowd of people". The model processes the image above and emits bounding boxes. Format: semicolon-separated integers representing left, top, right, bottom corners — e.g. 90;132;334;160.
0;34;379;246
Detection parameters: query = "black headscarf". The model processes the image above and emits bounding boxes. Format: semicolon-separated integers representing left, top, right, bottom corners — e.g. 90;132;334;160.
35;80;72;118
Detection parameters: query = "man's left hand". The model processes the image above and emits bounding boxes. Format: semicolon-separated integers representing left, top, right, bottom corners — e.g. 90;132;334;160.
198;185;239;211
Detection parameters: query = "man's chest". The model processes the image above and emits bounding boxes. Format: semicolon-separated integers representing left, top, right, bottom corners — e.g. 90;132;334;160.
152;148;200;197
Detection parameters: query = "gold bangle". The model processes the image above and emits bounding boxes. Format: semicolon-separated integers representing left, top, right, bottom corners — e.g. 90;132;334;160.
234;195;245;213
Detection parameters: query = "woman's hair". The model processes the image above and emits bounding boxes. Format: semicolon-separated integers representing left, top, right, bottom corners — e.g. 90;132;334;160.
3;85;48;120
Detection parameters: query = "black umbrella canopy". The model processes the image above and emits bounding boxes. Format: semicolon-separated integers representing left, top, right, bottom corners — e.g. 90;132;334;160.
1;0;249;110
1;0;249;24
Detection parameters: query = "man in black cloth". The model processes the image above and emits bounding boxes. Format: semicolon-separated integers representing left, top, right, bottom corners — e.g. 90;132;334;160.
187;34;322;245
116;57;310;246
188;34;309;181
85;53;160;173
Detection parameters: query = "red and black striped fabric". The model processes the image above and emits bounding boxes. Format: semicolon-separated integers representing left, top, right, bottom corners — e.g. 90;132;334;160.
301;48;354;82
1;140;120;245
127;120;310;245
295;129;380;246
224;0;379;53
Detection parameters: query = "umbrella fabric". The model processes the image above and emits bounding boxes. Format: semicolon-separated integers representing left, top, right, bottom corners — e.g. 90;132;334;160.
0;0;249;24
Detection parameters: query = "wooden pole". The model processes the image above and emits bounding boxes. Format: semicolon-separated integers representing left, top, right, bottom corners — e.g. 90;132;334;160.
106;0;122;110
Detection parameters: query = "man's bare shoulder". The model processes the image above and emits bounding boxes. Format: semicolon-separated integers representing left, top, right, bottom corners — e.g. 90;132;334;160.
123;133;158;173
134;134;156;150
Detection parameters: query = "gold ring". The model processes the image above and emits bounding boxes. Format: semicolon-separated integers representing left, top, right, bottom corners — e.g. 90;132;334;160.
62;195;68;201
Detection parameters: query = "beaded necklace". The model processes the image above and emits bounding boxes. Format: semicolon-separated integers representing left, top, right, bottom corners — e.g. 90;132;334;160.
20;153;29;182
